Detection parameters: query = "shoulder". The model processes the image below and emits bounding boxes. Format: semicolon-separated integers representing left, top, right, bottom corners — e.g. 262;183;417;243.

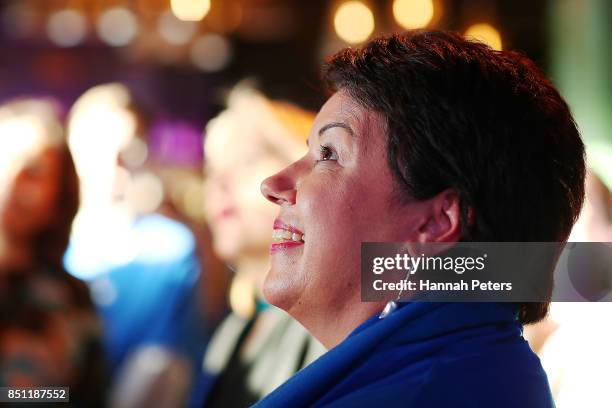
409;337;555;408
324;331;554;408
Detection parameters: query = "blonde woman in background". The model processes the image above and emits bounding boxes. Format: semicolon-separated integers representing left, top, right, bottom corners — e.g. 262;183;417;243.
197;86;325;408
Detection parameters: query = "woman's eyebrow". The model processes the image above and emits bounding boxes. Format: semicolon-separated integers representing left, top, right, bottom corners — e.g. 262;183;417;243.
318;122;354;137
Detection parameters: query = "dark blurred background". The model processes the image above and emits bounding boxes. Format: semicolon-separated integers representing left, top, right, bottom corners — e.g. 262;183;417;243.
0;0;551;112
1;0;610;183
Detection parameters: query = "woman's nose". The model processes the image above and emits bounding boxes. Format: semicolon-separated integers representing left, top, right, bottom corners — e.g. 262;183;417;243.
261;167;297;206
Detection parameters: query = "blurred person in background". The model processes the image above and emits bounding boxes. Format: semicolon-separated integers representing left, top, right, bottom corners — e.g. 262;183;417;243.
525;169;612;407
195;85;325;408
63;83;209;408
0;98;106;406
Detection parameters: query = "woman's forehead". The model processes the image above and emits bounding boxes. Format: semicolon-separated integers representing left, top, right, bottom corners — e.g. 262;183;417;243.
313;91;385;141
317;92;361;123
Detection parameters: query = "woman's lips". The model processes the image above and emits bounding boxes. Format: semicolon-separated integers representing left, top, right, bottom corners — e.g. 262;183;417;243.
273;219;303;235
271;219;304;253
270;241;303;253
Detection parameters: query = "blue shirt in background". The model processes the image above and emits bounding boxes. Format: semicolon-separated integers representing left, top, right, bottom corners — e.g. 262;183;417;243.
64;213;208;374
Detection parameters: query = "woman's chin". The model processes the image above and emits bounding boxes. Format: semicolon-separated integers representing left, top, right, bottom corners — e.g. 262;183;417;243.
262;269;300;313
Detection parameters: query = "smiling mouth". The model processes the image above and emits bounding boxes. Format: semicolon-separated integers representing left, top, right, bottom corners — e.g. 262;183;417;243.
272;229;305;243
270;220;305;253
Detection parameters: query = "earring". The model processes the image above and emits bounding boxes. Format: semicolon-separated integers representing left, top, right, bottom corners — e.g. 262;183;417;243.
378;300;398;319
379;261;414;319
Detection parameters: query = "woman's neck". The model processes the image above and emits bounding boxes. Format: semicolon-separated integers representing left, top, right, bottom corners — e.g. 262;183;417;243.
288;290;387;349
314;302;387;349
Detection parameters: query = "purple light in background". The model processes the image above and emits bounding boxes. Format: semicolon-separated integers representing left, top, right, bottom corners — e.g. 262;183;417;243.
148;119;203;167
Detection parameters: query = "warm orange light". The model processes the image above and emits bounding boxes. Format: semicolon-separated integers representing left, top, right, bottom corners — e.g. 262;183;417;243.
170;0;211;22
333;1;375;44
393;0;434;29
465;23;502;50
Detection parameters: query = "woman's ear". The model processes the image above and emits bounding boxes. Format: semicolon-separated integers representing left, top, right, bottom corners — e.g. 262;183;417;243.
417;189;462;243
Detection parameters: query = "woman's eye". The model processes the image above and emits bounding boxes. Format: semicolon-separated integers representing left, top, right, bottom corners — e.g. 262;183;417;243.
317;145;338;162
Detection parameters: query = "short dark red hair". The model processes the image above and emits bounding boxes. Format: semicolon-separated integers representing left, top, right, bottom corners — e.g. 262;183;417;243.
323;30;586;324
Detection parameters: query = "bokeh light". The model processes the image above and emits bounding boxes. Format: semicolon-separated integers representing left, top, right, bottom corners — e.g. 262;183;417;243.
465;23;503;50
90;277;118;306
393;0;434;29
126;172;164;214
97;7;139;47
333;1;375;44
0;114;46;197
170;0;211;22
158;10;198;45
46;9;87;47
120;137;149;169
229;273;256;318
190;34;233;72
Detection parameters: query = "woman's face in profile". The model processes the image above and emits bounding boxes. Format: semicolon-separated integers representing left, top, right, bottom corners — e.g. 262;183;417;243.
261;91;428;318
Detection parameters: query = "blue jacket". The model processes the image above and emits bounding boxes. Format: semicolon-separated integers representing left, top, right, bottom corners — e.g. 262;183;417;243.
253;302;554;407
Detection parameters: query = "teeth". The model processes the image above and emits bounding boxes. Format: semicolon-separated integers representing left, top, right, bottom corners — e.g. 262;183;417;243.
272;229;304;243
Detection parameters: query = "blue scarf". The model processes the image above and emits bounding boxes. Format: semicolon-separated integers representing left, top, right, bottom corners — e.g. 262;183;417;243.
253;302;554;407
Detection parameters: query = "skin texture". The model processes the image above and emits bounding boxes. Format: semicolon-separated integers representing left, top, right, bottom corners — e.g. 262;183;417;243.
261;91;462;348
